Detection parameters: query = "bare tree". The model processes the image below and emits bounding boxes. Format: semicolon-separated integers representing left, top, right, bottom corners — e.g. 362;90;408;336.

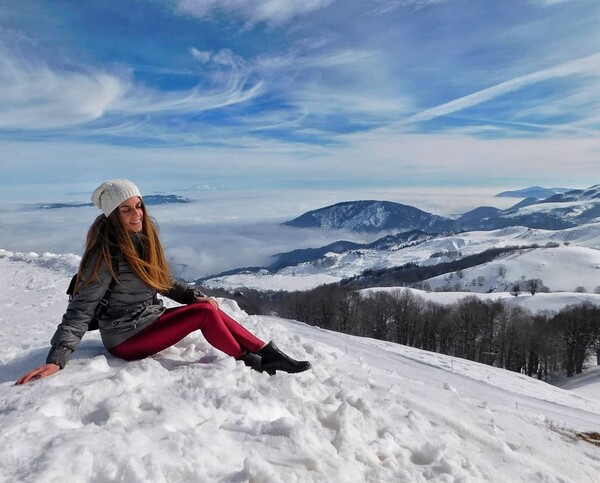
363;292;393;341
496;306;531;373
526;279;540;295
390;289;423;346
451;296;489;361
552;302;600;376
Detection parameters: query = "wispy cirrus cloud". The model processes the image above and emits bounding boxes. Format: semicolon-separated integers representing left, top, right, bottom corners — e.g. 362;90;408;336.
172;0;335;26
403;52;600;128
0;48;125;129
114;48;263;116
536;0;570;5
0;45;263;132
370;0;446;14
248;46;414;137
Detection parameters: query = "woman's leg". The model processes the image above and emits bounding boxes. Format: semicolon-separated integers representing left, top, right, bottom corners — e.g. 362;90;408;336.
108;303;265;361
217;308;265;353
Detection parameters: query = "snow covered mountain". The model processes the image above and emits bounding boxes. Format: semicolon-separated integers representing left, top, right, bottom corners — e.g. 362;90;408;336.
203;224;600;294
282;184;600;235
284;200;458;233
272;230;432;271
495;186;572;199
2;249;600;482
205;185;599;292
542;184;600;203
462;185;600;230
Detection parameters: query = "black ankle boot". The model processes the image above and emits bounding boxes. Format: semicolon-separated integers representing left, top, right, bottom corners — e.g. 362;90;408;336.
258;341;311;375
236;351;262;372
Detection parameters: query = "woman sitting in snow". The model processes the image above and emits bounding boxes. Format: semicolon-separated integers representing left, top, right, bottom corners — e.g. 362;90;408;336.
17;178;310;384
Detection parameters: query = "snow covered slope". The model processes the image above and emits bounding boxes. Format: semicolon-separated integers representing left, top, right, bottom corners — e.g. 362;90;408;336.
204;225;600;293
2;250;600;482
425;244;600;293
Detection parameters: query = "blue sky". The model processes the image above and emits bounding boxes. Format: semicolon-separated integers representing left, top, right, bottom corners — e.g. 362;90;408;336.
1;0;600;202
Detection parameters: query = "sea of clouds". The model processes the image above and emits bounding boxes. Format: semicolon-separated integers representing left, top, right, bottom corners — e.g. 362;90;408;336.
0;187;517;279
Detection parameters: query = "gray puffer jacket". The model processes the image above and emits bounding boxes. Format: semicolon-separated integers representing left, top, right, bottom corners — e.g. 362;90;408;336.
46;250;204;369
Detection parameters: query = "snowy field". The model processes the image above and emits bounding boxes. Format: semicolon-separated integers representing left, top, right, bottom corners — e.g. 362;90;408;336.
2;249;600;482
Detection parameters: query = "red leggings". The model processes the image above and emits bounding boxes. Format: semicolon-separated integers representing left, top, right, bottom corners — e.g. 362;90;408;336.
108;303;265;361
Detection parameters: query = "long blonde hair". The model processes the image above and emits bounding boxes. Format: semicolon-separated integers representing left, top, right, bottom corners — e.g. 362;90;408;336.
75;201;173;293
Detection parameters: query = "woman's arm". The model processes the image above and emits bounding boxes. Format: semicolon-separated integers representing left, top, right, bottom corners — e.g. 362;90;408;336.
162;278;206;305
17;255;114;384
166;280;219;308
15;363;60;385
46;259;114;368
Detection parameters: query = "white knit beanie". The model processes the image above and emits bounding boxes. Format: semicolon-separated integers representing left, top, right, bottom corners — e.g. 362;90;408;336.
91;178;142;217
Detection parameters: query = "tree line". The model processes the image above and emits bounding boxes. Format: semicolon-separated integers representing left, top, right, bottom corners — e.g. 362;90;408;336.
208;284;600;380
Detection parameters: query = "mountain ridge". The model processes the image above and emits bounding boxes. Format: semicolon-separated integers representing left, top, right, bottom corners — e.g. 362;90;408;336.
201;184;600;290
283;184;599;235
284;200;458;233
495;186;572;199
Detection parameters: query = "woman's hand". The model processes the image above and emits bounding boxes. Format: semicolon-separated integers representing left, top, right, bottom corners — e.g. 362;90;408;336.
15;363;60;385
194;296;219;309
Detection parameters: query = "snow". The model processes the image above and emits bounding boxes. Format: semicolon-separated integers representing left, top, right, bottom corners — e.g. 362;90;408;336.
204;225;600;293
2;249;600;482
424;245;600;294
204;271;342;293
510;200;596;218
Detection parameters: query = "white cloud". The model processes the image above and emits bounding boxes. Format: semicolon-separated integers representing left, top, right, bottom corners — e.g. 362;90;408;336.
0;44;263;131
371;0;445;14
3;121;600;202
331;129;600;187
114;48;263;116
190;47;211;63
537;0;570;5
0;49;126;129
252;47;412;127
173;0;335;26
404;52;600;125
